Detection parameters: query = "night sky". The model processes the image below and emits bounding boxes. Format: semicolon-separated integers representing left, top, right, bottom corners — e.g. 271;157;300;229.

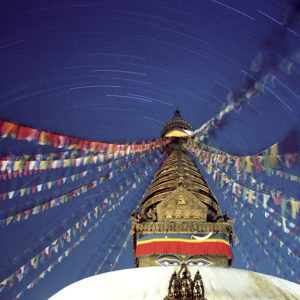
0;1;300;299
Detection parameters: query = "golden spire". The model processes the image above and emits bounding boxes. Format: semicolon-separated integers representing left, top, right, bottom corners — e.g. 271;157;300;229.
161;108;193;138
131;109;234;268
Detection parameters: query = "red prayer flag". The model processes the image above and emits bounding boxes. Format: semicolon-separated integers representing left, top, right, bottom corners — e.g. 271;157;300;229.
82;140;91;150
0;121;18;138
16;126;40;141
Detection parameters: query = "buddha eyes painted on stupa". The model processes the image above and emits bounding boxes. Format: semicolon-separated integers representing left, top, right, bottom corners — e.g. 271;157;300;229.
156;257;181;266
156;255;212;267
186;258;212;267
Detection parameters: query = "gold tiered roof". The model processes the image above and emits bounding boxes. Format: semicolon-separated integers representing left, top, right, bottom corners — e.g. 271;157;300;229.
140;147;222;222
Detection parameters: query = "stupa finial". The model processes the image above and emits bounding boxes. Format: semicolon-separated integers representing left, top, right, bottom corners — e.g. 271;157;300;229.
173;107;182;119
161;109;192;138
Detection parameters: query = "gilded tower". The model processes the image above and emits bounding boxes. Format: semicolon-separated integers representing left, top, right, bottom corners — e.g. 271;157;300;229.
131;109;234;268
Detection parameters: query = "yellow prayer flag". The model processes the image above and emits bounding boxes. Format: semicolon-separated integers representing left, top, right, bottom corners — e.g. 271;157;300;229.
0;278;8;286
31;257;38;269
63;159;71;168
207;165;212;174
38;131;47;145
39;160;48;170
108;144;114;153
291;200;300;219
291;175;298;181
83;156;91;165
94;207;98;218
247;189;254;204
20;188;26;197
245;157;252;173
13;160;23;171
269;143;278;168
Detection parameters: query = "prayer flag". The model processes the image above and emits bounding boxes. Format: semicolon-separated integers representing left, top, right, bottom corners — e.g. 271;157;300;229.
0;121;18;138
16;126;39;141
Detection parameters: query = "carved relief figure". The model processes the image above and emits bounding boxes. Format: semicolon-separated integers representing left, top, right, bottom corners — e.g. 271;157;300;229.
166;211;173;219
177;194;186;205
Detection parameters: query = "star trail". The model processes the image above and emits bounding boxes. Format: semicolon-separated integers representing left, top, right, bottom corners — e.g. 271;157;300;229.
0;0;300;299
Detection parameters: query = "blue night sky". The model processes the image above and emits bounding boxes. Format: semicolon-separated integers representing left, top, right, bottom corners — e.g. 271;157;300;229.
0;0;300;299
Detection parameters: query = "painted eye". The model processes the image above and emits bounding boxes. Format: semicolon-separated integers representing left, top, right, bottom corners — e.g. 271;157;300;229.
156;258;181;266
186;259;212;267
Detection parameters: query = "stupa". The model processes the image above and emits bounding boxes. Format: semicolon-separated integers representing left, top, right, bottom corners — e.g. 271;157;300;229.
50;110;300;300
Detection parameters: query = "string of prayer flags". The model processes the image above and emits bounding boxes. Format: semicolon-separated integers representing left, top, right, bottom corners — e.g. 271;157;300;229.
2;157;159;297
214;157;300;220
13;215;107;300
228;195;294;278
0;119;169;153
0;170;88;201
264;209;300;236
0;152;141;201
186;140;299;283
0;150;163;226
0;149;131;179
192;147;300;230
13;213;126;299
232;198;299;281
223;177;300;237
232;196;299;252
0;149;85;167
235;241;255;271
189;141;300;180
191;74;267;142
192;6;299;143
110;233;131;271
188;141;300;222
194;148;300;218
95;220;132;274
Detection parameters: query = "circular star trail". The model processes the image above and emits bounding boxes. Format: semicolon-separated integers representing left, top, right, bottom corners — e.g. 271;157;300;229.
0;1;300;299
